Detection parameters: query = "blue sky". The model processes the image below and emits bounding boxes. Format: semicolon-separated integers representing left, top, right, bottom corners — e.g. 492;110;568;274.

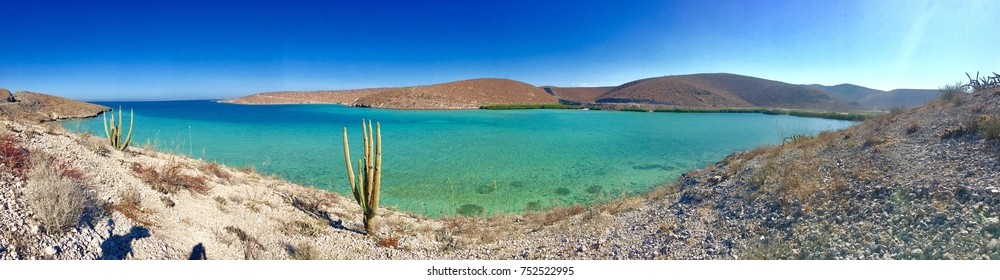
1;0;998;100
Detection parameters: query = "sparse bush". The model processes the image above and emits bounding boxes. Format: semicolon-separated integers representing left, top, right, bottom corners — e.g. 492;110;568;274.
24;152;91;234
111;189;157;227
288;242;318;260
378;235;401;249
199;162;231;182
0;134;30;178
131;162;210;195
906;122;920;134
938;82;966;106
979;115;1000;140
224;226;263;260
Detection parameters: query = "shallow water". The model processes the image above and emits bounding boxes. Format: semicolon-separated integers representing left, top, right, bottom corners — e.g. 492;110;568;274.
64;101;854;217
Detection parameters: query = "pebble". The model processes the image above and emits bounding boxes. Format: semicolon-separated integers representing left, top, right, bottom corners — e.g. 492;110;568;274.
43;246;57;256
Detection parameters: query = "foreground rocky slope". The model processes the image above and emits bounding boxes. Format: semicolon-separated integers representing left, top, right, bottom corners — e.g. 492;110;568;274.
2;87;998;259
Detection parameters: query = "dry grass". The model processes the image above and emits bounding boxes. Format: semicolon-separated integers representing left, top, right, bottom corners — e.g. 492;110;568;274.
224;226;264;260
979;115;1000;140
288;242;319;260
377;235;401;249
24;151;92;234
131;162;210;195
0;133;30;178
280;220;321;237
111;188;158;228
199;162;232;182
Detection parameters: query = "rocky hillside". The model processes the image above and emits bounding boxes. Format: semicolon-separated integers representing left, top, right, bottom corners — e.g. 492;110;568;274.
0;89;109;123
540;86;613;104
595;73;852;110
222;79;558;109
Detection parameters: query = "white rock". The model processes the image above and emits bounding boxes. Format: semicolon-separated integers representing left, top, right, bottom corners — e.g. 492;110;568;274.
44;246;57;256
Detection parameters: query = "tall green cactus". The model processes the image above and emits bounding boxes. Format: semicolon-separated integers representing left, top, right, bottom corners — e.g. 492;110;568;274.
342;119;382;234
102;107;134;151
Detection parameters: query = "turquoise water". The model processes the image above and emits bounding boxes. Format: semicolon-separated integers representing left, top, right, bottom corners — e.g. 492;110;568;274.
63;101;854;217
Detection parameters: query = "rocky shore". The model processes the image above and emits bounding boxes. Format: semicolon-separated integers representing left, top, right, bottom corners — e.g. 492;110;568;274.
2;87;999;259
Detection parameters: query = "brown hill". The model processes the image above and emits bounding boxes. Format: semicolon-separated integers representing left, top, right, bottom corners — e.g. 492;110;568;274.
540;86;613;104
222;78;558;109
596;73;851;110
0;89;109;123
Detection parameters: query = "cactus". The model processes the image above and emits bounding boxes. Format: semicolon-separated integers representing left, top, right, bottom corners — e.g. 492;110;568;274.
102;107;134;151
342;119;382;234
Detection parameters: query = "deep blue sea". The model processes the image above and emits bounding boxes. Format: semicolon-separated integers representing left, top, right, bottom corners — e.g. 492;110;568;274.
63;101;855;217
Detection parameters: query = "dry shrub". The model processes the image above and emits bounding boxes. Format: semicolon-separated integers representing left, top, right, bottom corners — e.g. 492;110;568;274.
224;226;264;260
131;162;210;195
378;235;400;249
281;220;321;237
199;162;232;182
24;152;92;234
906;122;920;134
937;82;966;106
0;134;30;178
979;115;1000;140
288;242;319;260
111;189;158;228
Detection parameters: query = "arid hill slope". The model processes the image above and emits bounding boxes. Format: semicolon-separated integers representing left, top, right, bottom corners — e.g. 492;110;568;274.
540;86;613;104
0;89;109;122
222;79;558;109
596;73;850;110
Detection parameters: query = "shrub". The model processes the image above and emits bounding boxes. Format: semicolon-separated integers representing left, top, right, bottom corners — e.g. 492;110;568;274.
111;189;158;228
131;162;210;195
199;162;231;182
938;82;966;106
979;115;1000;140
24;152;91;234
0;134;30;178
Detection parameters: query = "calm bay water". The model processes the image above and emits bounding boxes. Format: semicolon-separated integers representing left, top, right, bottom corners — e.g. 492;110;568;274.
64;101;854;217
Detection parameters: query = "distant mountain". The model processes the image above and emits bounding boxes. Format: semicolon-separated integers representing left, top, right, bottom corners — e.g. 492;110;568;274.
859;89;940;109
807;84;884;103
595;73;850;110
223;78;558;109
808;84;940;109
539;86;613;104
0;89;110;122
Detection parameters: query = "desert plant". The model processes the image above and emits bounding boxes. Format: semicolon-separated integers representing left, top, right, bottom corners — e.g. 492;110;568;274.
938;82;966;106
0;134;30;178
979;115;1000;140
24;152;91;234
102;107;134;151
342;119;382;234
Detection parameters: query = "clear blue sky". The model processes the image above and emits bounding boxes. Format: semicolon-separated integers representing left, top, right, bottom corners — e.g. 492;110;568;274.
2;0;998;101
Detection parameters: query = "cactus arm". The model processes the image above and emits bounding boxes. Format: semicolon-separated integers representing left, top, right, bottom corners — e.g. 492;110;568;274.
343;128;359;203
371;122;381;215
102;111;111;143
122;109;134;149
